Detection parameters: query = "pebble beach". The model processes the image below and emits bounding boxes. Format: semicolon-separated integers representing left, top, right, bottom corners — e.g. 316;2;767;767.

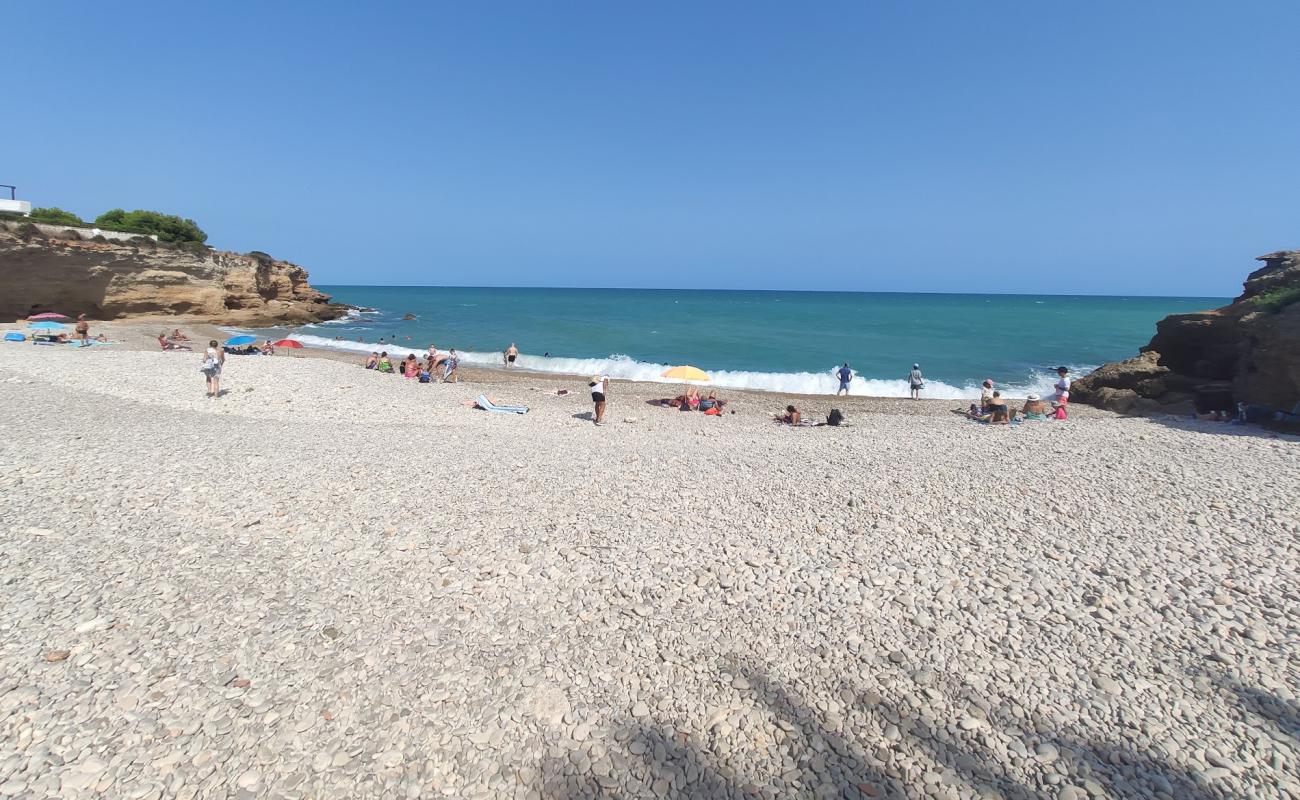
1;329;1298;800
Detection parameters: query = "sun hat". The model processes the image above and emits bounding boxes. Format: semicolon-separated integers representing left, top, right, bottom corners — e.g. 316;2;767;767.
590;375;602;384
983;378;992;386
913;363;920;368
1027;393;1040;401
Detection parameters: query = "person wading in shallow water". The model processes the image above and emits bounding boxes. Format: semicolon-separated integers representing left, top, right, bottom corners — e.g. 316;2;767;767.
590;374;609;425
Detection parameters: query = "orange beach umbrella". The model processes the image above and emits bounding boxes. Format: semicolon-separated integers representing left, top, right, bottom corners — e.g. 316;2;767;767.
662;365;710;382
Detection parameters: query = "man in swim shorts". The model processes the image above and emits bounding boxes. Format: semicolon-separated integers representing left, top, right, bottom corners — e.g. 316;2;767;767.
836;362;853;395
504;343;519;367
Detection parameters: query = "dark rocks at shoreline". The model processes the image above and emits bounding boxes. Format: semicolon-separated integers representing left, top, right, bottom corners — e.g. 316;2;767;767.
1074;250;1300;415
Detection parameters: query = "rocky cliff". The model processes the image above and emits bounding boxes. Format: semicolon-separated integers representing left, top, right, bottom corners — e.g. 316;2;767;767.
0;222;348;325
1073;251;1300;414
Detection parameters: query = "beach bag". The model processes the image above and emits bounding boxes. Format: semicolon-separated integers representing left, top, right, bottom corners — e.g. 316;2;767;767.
418;371;430;383
703;406;720;416
200;356;218;374
827;409;844;426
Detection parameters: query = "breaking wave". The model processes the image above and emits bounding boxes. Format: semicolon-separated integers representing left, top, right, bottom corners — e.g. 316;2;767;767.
285;334;1082;399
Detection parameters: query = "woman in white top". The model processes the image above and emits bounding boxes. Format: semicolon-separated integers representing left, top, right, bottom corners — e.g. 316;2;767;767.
590;375;609;425
201;340;226;398
1053;367;1070;404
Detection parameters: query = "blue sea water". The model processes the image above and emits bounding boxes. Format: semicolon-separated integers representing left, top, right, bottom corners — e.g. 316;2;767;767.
268;287;1226;398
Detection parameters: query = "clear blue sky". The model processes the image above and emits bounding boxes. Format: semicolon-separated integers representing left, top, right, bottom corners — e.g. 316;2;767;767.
7;2;1298;295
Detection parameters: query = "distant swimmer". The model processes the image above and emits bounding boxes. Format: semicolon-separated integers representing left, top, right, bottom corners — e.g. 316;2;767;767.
836;362;853;396
504;343;519;367
908;364;925;400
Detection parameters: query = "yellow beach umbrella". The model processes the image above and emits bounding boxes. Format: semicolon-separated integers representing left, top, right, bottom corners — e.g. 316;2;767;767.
662;365;710;382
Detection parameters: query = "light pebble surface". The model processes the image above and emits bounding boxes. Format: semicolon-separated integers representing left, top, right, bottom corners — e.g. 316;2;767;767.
0;339;1298;800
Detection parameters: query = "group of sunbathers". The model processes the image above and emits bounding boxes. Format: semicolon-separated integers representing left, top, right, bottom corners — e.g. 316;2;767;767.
968;370;1071;424
158;330;193;351
659;386;727;415
364;345;460;383
225;341;275;356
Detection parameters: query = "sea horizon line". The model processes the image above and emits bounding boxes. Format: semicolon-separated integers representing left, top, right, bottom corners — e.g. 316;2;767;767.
314;284;1232;301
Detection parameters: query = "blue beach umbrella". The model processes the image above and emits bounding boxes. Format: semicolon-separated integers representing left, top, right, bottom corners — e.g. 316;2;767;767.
28;321;67;330
225;334;257;346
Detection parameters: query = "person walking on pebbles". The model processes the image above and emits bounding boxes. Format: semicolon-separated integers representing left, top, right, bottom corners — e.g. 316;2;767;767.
590;374;609;425
908;363;925;400
201;339;225;398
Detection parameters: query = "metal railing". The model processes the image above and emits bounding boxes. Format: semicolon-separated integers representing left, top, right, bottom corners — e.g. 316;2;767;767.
0;185;15;201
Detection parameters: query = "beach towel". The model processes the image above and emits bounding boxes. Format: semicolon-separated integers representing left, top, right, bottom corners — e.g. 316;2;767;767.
3;333;25;342
474;395;529;414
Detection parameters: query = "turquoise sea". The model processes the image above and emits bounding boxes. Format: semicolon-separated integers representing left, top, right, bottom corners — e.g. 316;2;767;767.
267;287;1226;398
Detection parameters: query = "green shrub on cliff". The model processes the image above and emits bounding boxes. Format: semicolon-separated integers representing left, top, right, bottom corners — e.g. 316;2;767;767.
1253;286;1300;313
29;207;86;226
93;209;208;244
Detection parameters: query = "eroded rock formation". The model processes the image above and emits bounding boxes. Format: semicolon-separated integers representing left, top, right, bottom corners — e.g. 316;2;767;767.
1074;251;1300;414
0;222;348;325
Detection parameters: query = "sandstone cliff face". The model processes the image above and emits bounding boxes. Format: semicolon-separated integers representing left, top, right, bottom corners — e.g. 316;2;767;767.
1074;251;1300;414
0;223;348;325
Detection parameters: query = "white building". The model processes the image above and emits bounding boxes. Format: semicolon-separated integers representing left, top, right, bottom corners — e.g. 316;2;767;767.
0;185;31;215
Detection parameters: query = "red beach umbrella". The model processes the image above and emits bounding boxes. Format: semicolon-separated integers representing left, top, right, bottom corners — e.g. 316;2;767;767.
27;312;70;321
273;339;304;349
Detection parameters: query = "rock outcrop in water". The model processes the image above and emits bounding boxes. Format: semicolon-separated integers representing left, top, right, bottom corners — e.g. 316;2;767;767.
0;221;347;325
1073;250;1300;414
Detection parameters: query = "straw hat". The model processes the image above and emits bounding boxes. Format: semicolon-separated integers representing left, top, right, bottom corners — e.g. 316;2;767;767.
1027;393;1040;401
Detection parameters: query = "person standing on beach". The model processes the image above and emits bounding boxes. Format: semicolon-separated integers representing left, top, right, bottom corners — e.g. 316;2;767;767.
74;314;90;345
590;374;609;425
836;363;853;396
1053;367;1071;404
443;349;460;382
908;364;925;400
201;340;225;398
504;343;519;367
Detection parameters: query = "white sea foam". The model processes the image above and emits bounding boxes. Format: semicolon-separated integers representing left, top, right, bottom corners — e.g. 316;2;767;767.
286;333;1084;399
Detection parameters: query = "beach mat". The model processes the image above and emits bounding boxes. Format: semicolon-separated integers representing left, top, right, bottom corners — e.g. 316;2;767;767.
474;395;528;414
